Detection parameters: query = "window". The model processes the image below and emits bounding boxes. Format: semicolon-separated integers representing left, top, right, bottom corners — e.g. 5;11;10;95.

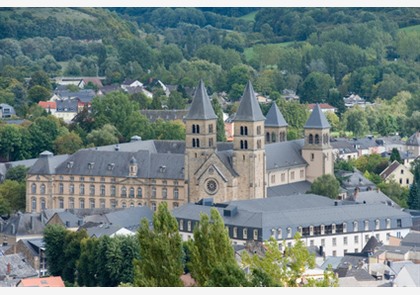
332;250;337;257
309;225;314;236
79;198;85;209
31;183;36;194
209;138;214;147
364;220;369;231
173;202;179;209
271;228;276;238
309;134;313;144
100;185;105;196
332;238;337;246
180;220;184;231
111;185;116;197
320;224;325;235
291;171;295;180
332;224;336;234
281;173;285;182
257;126;261;135
343;237;348;245
375;219;380;230
152;202;157;212
174;188;179;200
100;199;105;209
69;198;74;209
353;221;358;232
152;187;156;198
121;186;127;197
209;124;213;133
59;198;64;209
80;177;84;182
253;229;258;240
321;239;325;246
69;184;74;195
343;222;347;233
137;187;143;198
397;219;402;228
257;139;261;149
59;183;64;194
79;184;85;195
129;187;135;198
40;184;46;194
375;234;380;241
90;177;95;182
162;188;167;199
233;227;238;238
287;227;292;238
365;234;370;242
90;184;95;196
311;153;315;161
271;174;275;184
90;199;95;209
310;240;314;247
315;134;320;144
122;202;127;208
240;126;248;136
31;198;36;211
386;218;391;229
240;140;248;150
41;198;46;209
187;221;192;232
300;169;304;179
243;228;248;239
354;236;359;244
401;169;404;174
111;199;117;209
277;228;282;240
298;226;303;235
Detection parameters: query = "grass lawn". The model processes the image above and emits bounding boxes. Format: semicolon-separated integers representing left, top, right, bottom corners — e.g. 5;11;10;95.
239;11;257;21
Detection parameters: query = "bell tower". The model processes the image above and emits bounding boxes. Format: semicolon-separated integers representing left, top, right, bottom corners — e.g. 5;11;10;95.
301;104;334;182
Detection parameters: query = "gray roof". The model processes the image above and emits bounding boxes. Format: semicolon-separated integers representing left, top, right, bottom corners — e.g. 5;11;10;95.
406;131;420;146
86;224;134;238
330;138;358;153
28;152;70;175
304;103;331;129
400;232;420;247
56;98;78;112
353;190;400;209
265;139;307;170
104;206;153;231
267;181;312;197
172;194;413;241
0;253;38;280
264;103;288;127
1;213;45;237
55;89;96;103
50;211;82;228
140;110;188;122
184;80;217;120
233;81;265;122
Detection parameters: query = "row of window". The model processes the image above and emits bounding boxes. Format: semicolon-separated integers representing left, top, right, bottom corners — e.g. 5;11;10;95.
30;197;180;211
239;139;262;150
192;138;214;148
31;183;180;199
270;169;305;184
36;176;179;186
191;124;214;134
239;126;262;136
308;133;329;145
266;131;286;143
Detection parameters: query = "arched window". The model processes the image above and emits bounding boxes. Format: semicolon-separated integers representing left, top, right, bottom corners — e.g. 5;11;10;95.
375;219;380;230
31;198;37;211
243;228;248;239
196;125;200;134
353;221;358;232
59;183;63;194
31;183;36;194
100;184;105;196
244;126;248;135
192;124;196;134
271;132;276;142
40;184;46;194
79;184;85;195
309;134;313;144
89;184;95;196
315;134;320;144
121;186;127;197
137;187;142;198
196;138;200;148
111;185;116;197
129;187;135;198
41;198;46;209
277;228;282;240
266;132;270;143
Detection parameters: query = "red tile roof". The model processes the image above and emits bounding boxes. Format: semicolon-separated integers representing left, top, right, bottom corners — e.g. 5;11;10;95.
38;101;57;109
307;103;336;110
18;276;65;287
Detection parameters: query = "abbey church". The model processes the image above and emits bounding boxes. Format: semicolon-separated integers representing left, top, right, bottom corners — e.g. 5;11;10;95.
26;80;334;213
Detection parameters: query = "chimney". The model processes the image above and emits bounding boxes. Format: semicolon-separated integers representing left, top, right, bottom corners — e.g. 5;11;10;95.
6;263;11;275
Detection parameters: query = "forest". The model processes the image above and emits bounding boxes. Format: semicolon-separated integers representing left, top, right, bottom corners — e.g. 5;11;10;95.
0;7;420;212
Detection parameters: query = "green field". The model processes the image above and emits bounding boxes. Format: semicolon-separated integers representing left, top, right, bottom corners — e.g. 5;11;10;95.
399;24;420;32
239;11;257;21
0;7;96;21
244;42;297;62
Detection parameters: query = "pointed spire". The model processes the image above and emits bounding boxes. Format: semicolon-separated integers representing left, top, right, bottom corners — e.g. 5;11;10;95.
234;81;265;122
304;103;331;129
184;80;217;120
265;102;288;127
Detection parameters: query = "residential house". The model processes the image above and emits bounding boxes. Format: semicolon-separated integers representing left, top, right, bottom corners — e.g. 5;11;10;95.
37;101;57;115
0;158;37;183
392;264;420;287
0;103;16;119
406;131;420;158
281;89;299;101
54;99;79;123
335;169;376;197
379;160;414;188
121;79;143;89
4;238;47;277
0;253;38;287
307;103;337;113
343;94;370;108
0;212;46;247
330;138;359;161
17;276;65;287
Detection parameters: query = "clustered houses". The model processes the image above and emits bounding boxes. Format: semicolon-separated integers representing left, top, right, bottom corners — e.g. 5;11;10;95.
26;80;334;213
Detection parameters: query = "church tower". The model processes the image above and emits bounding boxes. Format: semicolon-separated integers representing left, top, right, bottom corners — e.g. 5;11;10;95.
184;80;218;202
301;104;334;182
264;102;288;143
233;81;266;199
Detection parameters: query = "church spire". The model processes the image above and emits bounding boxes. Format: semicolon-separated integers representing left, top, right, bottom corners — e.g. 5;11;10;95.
234;80;265;122
265;102;288;127
184;79;217;120
304;103;331;129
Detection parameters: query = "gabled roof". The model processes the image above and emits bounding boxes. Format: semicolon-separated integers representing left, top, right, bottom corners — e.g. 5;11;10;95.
184;80;217;120
304;103;331;129
0;253;38;279
406;131;420;146
379;160;405;179
233;81;265;122
264;102;288;127
38;101;57;109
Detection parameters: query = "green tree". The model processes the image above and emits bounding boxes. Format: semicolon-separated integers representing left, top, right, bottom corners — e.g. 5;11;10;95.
29;70;52;90
389;148;402;164
86;124;120;147
0;180;26;214
43;224;68;277
299;72;335;104
53;132;84;155
167;91;186;109
309;174;340;199
0;124;22;161
76;237;99;287
378;180;409;208
5;165;29;183
27;85;51;103
408;161;420;210
342;106;368;137
133;202;184;287
187;208;244;286
151;119;186;141
62;229;88;284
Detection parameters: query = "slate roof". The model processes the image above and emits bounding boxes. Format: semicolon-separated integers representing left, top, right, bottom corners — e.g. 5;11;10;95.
140;110;188;122
304;103;331;129
85;224;135;238
267;181;312;197
353;190;400;209
56;98;78;112
1;213;45;237
172;194;413;241
406;131;420;146
400;232;420;247
264;102;288;127
0;253;38;280
265;139;307;170
184;80;217;120
28;152;70;175
233;81;265;122
54;89;96;103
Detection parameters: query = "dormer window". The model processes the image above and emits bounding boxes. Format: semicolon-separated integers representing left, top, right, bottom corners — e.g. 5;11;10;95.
67;161;74;168
88;162;94;170
159;166;166;173
108;163;115;171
